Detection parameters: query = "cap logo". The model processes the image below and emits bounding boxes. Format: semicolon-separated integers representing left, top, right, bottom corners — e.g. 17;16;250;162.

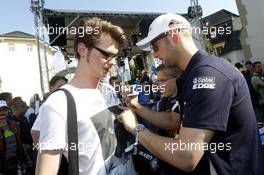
169;19;189;29
168;20;182;27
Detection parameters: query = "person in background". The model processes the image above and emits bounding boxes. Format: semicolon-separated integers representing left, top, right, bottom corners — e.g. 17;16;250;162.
108;76;123;102
141;70;150;83
138;80;151;108
12;97;23;104
125;64;182;174
0;92;13;108
245;61;254;75
11;100;32;146
31;75;68;144
109;76;120;88
49;75;68;93
11;100;34;173
30;75;69;174
243;61;256;106
251;61;264;121
0;100;24;175
24;96;36;123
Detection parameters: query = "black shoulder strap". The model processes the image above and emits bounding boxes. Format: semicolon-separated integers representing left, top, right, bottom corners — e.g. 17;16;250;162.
54;88;79;175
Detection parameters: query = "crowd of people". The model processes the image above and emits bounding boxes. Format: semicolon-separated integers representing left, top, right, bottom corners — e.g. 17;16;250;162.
0;93;34;175
0;75;68;174
0;14;263;175
234;61;264;122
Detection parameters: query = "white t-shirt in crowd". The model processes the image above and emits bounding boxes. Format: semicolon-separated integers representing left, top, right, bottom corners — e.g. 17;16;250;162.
36;84;120;175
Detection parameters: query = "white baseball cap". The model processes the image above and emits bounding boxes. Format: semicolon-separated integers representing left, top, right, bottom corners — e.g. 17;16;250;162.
0;100;8;109
136;13;191;51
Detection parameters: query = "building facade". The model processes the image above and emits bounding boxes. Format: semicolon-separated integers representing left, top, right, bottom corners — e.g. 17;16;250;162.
202;9;245;64
0;31;57;104
235;0;264;62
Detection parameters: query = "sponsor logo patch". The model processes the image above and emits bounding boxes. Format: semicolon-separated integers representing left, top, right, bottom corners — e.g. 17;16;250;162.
192;76;216;89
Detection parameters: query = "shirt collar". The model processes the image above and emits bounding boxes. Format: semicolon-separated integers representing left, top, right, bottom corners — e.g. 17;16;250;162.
180;50;208;80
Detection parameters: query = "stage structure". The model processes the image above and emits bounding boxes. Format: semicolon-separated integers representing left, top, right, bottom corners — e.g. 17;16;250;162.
31;0;204;84
188;0;205;49
31;0;50;95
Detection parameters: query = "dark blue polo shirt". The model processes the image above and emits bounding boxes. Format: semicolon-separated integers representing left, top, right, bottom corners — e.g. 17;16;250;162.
177;50;264;175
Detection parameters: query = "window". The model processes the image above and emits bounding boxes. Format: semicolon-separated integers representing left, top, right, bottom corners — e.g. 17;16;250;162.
27;44;33;52
8;44;15;52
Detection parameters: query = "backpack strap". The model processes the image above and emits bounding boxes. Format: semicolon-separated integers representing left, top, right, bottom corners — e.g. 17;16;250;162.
53;88;79;175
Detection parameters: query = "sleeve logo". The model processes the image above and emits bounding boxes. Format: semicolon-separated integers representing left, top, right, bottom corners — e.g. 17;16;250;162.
192;77;216;89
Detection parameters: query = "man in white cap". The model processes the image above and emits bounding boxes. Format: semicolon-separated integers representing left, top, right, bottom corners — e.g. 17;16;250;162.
0;100;23;174
119;13;264;175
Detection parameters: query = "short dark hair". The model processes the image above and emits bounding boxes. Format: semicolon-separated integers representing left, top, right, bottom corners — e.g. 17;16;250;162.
245;61;252;66
109;76;118;85
234;62;243;69
12;96;23;104
0;92;12;101
253;61;262;68
49;75;68;87
11;100;27;112
156;64;182;77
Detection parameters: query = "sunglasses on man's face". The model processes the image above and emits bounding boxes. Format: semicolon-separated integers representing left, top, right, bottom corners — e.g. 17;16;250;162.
150;32;169;52
93;46;118;61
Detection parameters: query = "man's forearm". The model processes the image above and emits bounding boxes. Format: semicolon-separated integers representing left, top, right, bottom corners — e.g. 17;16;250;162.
36;150;61;175
135;105;180;130
138;129;199;172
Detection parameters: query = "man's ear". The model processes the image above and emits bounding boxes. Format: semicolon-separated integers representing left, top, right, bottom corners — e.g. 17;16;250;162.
172;33;179;45
77;42;88;59
169;28;180;45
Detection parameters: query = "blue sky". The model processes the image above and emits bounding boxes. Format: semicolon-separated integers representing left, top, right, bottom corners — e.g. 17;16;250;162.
0;0;238;35
0;0;239;72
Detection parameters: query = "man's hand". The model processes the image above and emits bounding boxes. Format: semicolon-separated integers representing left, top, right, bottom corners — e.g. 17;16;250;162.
124;94;140;110
118;108;138;134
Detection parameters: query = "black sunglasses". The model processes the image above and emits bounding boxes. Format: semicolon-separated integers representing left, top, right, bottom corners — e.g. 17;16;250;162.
93;46;117;61
150;32;169;52
150;28;185;52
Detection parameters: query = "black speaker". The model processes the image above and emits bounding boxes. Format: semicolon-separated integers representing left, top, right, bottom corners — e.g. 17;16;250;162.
134;54;145;71
139;19;153;38
47;17;67;46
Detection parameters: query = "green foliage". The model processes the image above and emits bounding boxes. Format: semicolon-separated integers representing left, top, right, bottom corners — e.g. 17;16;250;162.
130;64;140;81
203;36;214;55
